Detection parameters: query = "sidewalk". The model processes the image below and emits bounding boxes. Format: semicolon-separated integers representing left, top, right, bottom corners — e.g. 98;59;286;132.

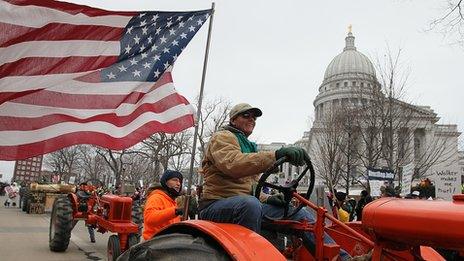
0;195;107;261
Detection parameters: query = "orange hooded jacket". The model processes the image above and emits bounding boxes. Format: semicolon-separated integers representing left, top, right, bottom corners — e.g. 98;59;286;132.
143;188;181;240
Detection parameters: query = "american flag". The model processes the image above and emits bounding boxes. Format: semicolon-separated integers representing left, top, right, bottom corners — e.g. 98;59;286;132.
0;0;211;160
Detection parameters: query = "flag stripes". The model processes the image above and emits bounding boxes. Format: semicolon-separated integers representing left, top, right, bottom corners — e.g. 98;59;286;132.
0;0;210;160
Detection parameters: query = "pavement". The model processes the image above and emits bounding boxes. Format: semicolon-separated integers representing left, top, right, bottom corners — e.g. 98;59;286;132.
0;195;110;261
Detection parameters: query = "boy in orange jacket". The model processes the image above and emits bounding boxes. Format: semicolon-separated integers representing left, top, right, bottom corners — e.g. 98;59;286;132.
143;170;184;240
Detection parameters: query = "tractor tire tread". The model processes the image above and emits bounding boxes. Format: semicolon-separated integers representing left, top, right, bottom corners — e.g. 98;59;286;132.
49;196;73;252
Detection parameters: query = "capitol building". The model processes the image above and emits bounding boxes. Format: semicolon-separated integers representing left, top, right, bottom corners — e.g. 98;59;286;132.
261;31;462;198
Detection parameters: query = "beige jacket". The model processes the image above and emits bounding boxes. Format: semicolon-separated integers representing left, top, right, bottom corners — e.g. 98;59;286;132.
201;130;275;200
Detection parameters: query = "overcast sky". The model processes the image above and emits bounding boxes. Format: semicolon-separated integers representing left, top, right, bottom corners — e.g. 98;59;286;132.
1;0;463;182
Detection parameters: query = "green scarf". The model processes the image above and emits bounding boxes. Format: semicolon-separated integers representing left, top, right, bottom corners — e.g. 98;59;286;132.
223;125;257;153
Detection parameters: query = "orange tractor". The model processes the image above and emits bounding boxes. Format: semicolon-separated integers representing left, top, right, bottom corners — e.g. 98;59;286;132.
48;180;142;261
119;158;464;260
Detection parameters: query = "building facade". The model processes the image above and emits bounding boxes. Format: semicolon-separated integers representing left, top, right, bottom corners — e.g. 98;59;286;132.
296;31;461;197
12;155;43;184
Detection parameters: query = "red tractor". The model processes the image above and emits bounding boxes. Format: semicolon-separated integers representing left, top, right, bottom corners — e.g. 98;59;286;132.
118;158;464;260
49;180;142;260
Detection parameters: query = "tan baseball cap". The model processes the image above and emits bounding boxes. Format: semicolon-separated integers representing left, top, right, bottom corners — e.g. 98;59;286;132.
229;103;263;120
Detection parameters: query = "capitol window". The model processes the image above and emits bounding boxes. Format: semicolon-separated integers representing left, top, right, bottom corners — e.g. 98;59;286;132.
336;82;340;88
352;81;356;86
360;82;364;87
344;82;348;87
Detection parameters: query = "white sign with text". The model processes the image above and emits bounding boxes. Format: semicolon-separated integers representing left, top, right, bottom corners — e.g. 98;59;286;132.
401;163;414;196
435;166;460;201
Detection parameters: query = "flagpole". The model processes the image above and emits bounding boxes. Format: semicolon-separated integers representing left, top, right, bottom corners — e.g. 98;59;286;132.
183;2;215;220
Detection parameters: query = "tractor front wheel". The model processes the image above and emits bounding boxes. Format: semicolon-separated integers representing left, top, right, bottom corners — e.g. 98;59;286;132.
108;235;121;261
117;233;230;260
49;196;74;252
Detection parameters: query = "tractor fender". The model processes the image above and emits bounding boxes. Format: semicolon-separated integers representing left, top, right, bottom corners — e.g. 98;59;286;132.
157;220;286;261
67;193;79;213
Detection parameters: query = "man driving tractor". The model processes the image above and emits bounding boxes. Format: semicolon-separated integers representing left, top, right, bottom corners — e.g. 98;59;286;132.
199;103;351;260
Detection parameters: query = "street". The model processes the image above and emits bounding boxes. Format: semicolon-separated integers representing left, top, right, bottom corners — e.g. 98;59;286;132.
0;196;110;261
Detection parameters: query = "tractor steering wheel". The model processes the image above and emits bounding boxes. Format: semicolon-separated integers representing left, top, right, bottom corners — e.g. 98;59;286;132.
254;156;315;220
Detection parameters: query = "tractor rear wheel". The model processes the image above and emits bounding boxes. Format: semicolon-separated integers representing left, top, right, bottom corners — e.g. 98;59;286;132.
117;233;231;261
21;190;30;212
49;196;74;252
107;235;121;261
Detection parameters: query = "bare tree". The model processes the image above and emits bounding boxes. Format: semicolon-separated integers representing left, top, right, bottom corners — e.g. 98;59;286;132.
139;132;192;183
121;153;153;186
168;131;194;171
44;146;82;182
196;97;232;158
343;47;455;190
96;149;133;187
428;0;464;46
307;109;346;194
192;97;232;184
77;145;110;184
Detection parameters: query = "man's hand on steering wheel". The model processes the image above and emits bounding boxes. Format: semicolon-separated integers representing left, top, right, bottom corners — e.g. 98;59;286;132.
275;147;309;166
255;149;315;219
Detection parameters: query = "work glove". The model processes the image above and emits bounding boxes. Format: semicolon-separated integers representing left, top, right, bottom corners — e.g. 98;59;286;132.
265;193;286;207
275;147;309;166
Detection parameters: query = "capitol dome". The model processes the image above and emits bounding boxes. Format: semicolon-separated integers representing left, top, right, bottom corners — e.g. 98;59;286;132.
323;32;376;83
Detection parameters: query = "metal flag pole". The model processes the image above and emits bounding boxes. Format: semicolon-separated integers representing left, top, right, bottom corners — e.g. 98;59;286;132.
183;2;215;220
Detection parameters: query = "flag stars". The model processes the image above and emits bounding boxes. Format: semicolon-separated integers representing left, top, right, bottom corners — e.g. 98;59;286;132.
153;54;160;61
155;27;162;35
140;20;147;27
163;61;170;69
189;26;195;32
172;40;179;46
169;28;176;35
154;70;161;78
107;72;116;79
141;52;148;59
166;20;173;27
151;44;158;52
163;47;170;53
180;33;187;39
148;36;153;43
130;58;138;65
124;45;131;54
134;35;141;44
143;62;151;69
132;70;141;77
118;64;127;72
172;53;178;61
139;44;146;52
197;19;203;25
188;16;194;21
142;27;148;35
126;26;133;34
138;13;146;18
177;16;183;21
179;21;185;28
151;14;159;21
160;36;167;43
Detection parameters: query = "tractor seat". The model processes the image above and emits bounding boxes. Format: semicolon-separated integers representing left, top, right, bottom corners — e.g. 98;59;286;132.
76;190;91;200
